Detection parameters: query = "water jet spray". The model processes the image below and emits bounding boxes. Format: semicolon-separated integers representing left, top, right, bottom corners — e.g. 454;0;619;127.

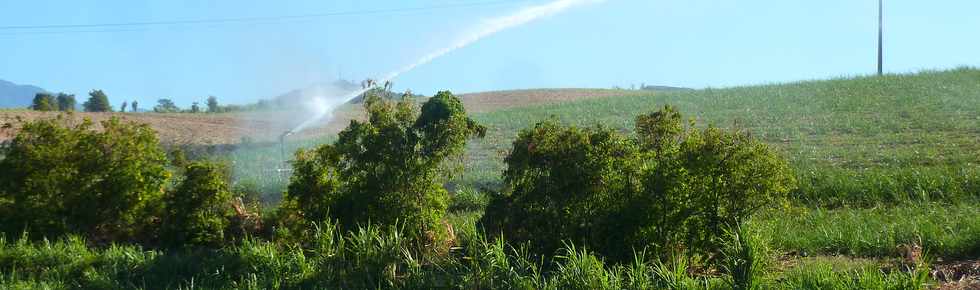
287;0;603;134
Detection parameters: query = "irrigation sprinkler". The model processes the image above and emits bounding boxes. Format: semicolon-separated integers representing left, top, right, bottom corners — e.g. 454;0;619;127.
277;130;295;183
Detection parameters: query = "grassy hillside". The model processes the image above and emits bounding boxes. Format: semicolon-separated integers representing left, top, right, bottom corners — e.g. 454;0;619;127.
461;68;980;206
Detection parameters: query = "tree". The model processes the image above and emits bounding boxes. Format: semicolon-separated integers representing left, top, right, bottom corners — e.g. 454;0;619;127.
282;91;485;245
56;93;76;111
206;96;220;113
153;98;180;113
160;161;234;247
120;101;128;112
190;102;201;113
30;93;56;111
83;90;112;112
131;101;138;112
0;117;171;239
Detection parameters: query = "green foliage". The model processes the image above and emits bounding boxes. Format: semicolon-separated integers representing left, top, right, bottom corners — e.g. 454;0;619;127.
153;98;180;113
0;116;170;240
160;161;234;247
282;91;485;244
55;93;75;112
482;106;795;262
130;100;138;112
481;119;643;260
30;93;56;111
83;89;112;112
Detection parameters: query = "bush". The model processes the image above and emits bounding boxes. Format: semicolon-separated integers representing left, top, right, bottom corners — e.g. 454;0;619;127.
481;120;643;260
159;161;234;247
481;105;795;262
0;116;170;240
281;91;485;245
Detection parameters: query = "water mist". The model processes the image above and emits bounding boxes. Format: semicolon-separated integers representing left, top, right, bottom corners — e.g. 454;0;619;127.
289;0;603;134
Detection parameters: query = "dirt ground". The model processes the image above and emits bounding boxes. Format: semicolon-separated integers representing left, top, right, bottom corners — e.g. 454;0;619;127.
0;89;647;145
0;110;361;145
934;259;980;289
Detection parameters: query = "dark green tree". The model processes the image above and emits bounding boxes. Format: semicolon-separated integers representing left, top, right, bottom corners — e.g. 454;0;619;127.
160;161;234;247
206;96;220;113
120;101;128;112
153;98;180;113
481;120;643;260
131;101;138;112
31;93;56;111
282;91;484;245
0;117;171;239
83;89;112;112
56;93;76;111
190;102;201;113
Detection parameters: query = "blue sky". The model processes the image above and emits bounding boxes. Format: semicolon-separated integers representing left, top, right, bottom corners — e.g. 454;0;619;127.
1;0;978;107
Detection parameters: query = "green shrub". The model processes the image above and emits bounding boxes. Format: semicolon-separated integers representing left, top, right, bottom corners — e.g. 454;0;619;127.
159;161;234;247
0;116;170;240
281;91;485;245
481;105;795;262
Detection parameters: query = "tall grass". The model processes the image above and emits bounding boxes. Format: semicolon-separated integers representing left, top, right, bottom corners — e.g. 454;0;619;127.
753;203;980;259
780;258;930;290
0;223;932;289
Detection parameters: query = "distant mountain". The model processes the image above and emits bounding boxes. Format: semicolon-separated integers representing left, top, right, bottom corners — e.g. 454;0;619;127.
0;79;46;108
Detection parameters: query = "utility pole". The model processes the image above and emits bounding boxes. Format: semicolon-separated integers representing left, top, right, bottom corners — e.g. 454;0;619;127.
877;0;884;75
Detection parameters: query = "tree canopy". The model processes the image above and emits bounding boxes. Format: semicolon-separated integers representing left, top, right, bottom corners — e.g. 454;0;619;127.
83;89;112;112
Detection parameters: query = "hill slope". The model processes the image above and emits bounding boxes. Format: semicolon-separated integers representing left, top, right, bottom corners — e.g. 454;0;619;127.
0;79;45;108
461;68;980;205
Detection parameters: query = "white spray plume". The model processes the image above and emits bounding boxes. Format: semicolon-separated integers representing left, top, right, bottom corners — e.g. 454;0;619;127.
290;0;603;133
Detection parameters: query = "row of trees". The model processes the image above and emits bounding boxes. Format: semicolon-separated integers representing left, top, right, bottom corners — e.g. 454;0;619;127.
0;115;254;246
281;93;795;264
2;89;794;268
152;96;223;113
30;90;111;112
30;90;227;114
